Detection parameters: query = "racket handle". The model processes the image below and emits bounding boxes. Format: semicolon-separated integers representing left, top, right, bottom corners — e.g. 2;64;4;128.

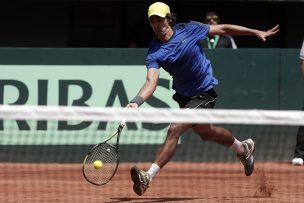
119;121;126;127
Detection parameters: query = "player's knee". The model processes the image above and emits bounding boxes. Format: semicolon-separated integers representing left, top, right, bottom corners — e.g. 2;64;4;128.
193;124;215;141
199;134;210;141
168;123;190;139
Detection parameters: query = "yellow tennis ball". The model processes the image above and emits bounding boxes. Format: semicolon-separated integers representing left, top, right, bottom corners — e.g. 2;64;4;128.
93;160;103;169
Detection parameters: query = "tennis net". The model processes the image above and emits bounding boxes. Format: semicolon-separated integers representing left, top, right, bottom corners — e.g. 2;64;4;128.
0;105;304;202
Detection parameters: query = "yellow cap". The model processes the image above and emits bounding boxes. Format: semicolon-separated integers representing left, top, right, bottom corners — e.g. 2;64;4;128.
148;2;171;18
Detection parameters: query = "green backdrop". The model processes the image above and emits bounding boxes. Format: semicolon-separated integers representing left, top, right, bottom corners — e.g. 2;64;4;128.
0;48;302;162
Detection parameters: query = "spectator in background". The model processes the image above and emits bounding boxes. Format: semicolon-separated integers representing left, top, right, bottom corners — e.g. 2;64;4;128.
200;11;237;49
291;40;304;166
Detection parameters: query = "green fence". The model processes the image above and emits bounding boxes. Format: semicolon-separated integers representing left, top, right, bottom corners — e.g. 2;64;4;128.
0;48;302;162
0;48;302;109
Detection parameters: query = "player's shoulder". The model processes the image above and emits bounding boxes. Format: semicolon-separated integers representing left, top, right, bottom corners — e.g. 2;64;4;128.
175;21;208;30
148;38;161;53
174;22;187;30
188;21;209;29
146;38;162;59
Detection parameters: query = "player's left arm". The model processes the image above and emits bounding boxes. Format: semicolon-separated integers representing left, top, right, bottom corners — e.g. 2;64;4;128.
137;67;160;100
209;24;279;41
127;67;160;108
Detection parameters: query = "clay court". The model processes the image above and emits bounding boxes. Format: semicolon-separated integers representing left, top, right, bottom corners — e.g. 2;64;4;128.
0;162;303;203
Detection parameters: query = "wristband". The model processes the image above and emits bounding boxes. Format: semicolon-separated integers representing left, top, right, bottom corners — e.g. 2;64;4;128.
130;95;144;107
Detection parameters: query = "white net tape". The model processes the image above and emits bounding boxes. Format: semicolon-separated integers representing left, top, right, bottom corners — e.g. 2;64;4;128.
0;105;303;125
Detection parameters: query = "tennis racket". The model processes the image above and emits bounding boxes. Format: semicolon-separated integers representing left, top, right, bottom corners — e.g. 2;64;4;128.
82;121;125;186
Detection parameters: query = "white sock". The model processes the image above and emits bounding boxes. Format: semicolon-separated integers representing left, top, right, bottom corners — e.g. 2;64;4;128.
230;138;244;155
147;163;160;182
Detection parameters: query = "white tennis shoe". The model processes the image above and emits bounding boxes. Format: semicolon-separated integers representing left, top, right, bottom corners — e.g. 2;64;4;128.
237;138;255;176
291;158;303;166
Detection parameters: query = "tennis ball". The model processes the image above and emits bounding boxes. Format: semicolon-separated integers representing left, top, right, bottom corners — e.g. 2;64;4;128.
93;160;103;169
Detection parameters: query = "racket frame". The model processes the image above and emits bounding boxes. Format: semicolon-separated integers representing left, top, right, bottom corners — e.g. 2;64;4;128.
82;122;125;186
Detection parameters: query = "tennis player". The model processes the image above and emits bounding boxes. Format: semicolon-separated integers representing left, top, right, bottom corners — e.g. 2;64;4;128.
127;2;279;196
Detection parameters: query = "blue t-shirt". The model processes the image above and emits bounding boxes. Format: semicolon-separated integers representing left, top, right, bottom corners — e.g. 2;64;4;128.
146;21;218;97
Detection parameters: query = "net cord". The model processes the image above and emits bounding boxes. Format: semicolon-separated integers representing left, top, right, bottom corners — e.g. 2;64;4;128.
0;105;303;126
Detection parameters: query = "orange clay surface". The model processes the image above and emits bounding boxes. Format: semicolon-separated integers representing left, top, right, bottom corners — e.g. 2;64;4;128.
0;162;303;203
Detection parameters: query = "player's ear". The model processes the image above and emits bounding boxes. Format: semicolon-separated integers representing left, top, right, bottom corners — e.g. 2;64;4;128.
165;14;172;25
167;17;173;27
167;13;176;26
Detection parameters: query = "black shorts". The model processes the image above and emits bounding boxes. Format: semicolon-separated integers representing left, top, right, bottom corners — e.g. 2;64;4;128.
172;88;218;109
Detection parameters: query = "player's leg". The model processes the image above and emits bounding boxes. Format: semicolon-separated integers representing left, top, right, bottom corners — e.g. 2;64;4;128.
130;122;191;196
154;123;192;167
130;89;218;196
130;91;198;196
192;123;255;176
187;88;255;176
192;123;236;147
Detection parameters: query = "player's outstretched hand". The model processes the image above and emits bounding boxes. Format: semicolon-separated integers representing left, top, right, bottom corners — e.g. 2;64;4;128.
256;24;279;41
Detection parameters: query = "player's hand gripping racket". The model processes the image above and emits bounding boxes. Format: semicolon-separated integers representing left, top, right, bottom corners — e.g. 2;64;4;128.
82;121;125;186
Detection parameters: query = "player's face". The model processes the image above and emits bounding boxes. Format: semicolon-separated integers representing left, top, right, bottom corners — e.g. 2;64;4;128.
149;16;171;39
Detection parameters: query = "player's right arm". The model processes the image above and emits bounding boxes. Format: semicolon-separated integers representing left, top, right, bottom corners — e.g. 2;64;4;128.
127;67;160;108
209;24;279;41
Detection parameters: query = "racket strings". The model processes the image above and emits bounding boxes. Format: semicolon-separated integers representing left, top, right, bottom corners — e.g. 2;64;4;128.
83;143;118;185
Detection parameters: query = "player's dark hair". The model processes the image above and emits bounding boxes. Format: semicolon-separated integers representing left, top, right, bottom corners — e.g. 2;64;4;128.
166;13;177;26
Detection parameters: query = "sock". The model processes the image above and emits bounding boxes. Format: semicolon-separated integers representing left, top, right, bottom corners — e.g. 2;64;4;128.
230;138;244;155
147;163;160;182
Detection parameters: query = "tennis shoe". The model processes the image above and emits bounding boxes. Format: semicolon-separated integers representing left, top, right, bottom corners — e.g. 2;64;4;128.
130;166;150;196
291;158;303;166
237;138;255;176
